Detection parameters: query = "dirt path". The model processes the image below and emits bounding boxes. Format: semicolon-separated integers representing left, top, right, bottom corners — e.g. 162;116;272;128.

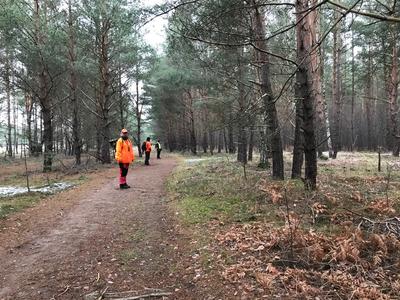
0;157;195;300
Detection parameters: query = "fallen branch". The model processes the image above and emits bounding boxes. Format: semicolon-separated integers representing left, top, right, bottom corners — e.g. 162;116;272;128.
97;287;109;300
106;292;172;300
51;285;69;299
359;217;400;238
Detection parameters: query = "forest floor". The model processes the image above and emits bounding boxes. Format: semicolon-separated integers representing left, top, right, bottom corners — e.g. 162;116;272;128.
0;152;399;299
167;152;400;299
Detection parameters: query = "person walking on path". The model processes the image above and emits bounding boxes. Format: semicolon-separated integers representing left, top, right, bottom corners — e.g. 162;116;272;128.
115;128;134;189
144;137;152;165
155;140;162;159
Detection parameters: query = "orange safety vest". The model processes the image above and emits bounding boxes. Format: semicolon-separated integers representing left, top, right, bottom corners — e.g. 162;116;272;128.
145;141;152;152
115;138;135;163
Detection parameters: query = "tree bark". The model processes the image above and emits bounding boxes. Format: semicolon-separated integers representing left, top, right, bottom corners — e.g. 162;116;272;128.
218;130;223;153
248;124;254;161
34;0;53;171
251;0;284;179
388;32;399;156
237;125;247;163
331;15;343;159
135;63;143;157
365;44;374;151
350;30;356;151
96;2;111;164
5;50;13;157
291;91;304;179
294;0;318;189
186;91;197;155
258;128;269;168
237;50;247;164
68;0;81;165
310;1;328;157
228;112;235;154
24;93;34;155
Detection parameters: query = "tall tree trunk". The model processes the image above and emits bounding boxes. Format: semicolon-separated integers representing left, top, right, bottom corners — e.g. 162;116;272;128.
237;125;247;164
97;5;111;164
228;112;235;154
13;84;18;156
209;131;214;155
5;51;12;157
251;0;284;179
248;124;254;161
291;92;304;179
186;91;197;155
118;65;125;129
310;1;328;158
237;50;247;164
34;0;53;171
135;64;143;157
224;128;228;153
365;45;374;151
25;93;34;155
218;130;223;153
351;30;356;151
202;130;208;153
294;0;317;189
34;103;38;147
68;0;81;165
388;33;399;156
258;128;269;168
331;15;342;159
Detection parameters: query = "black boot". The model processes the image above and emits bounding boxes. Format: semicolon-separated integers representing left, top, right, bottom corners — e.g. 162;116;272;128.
120;184;129;189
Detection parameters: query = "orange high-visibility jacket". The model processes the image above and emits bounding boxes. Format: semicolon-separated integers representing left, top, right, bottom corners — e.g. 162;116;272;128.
115;138;135;163
145;141;152;152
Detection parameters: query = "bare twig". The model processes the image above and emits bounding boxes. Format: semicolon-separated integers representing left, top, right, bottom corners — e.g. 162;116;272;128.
105;292;172;300
97;287;108;300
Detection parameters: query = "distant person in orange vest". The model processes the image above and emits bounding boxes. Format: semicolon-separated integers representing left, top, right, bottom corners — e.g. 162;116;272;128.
144;137;152;165
115;129;134;189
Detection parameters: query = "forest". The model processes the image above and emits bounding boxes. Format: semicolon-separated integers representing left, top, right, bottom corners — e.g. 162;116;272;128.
0;0;400;299
0;0;399;188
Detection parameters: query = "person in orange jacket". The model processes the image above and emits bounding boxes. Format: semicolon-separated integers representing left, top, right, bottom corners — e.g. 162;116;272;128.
115;128;134;189
144;136;152;165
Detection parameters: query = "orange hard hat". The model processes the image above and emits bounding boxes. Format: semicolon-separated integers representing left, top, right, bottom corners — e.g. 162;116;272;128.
121;128;128;134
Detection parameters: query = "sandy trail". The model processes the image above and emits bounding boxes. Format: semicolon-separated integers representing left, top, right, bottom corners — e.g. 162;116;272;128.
0;157;191;300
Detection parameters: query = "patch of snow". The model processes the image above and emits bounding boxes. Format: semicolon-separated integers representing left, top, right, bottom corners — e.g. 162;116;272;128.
184;158;209;164
0;182;74;198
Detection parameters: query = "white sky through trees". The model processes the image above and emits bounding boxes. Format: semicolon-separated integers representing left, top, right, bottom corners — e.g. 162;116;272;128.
142;0;168;53
0;0;167;150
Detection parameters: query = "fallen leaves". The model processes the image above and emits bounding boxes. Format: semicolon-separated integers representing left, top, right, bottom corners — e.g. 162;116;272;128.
213;222;400;298
367;199;396;215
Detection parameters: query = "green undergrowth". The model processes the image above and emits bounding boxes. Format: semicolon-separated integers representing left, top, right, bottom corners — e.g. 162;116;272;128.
167;153;400;233
166;153;400;299
0;192;45;219
167;158;277;225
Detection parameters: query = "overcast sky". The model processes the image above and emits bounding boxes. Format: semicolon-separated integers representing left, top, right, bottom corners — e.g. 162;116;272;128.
0;0;168;146
141;0;168;53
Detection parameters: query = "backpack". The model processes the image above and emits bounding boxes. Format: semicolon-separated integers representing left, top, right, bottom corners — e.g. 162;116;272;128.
141;141;146;152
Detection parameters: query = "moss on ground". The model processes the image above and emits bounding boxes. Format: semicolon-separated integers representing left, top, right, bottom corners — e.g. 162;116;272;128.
0;192;45;219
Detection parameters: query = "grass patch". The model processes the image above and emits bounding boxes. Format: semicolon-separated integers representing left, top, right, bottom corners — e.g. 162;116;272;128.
168;152;400;232
128;228;146;242
0;192;45;219
119;249;137;264
167;158;276;225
